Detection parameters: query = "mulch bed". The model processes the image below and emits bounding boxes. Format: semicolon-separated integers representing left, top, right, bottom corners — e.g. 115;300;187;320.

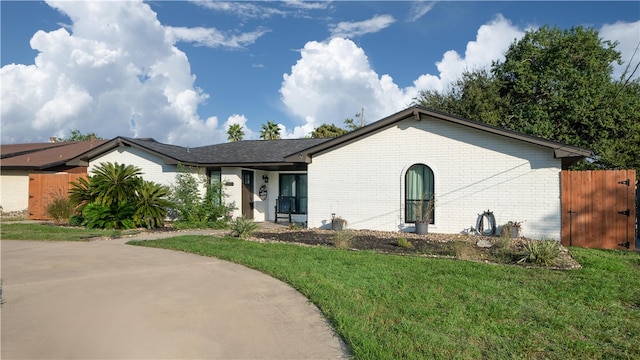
250;227;582;270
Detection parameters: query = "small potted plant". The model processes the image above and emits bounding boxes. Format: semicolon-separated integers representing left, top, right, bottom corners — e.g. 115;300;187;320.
331;214;347;231
414;195;434;235
501;221;522;238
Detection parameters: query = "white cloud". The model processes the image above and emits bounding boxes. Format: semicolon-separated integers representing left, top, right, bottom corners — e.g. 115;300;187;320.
407;1;435;22
223;114;258;140
191;1;287;19
280;16;523;137
168;26;270;49
0;0;244;146
329;14;396;39
600;20;640;81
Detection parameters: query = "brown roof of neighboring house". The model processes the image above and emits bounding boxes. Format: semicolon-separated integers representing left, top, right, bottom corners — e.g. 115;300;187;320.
0;140;109;170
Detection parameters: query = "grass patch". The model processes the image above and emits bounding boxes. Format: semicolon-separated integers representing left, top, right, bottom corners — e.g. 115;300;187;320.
1;223;140;241
129;236;640;359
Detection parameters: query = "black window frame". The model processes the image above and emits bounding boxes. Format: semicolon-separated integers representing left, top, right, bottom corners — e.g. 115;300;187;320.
405;164;435;224
279;173;307;215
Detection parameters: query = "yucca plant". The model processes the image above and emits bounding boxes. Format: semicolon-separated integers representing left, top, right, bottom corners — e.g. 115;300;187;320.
229;216;259;238
518;239;562;266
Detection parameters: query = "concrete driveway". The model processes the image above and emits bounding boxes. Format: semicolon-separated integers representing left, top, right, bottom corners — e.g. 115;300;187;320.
1;235;349;359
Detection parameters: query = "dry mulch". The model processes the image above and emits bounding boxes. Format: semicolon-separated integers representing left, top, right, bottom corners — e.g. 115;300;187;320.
250;227;582;270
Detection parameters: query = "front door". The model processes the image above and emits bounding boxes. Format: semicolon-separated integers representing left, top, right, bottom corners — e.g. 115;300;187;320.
241;170;254;219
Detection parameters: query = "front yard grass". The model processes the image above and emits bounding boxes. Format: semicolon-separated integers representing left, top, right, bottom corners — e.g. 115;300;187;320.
0;223;140;241
129;236;640;359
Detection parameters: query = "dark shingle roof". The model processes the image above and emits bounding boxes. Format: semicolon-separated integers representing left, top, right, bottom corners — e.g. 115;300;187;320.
66;137;331;170
190;139;331;165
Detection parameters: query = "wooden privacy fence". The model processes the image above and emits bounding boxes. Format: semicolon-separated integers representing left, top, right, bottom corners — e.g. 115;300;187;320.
28;173;87;220
561;170;636;250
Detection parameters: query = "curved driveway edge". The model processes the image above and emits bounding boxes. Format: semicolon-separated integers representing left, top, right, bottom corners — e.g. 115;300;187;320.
1;237;350;359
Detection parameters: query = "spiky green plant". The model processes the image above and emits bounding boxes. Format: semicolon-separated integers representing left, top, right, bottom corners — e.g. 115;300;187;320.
90;162;142;206
68;176;94;212
229;216;259;238
518;239;562;266
134;181;173;229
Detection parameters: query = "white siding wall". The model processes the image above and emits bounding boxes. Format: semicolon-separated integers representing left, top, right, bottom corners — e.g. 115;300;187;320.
307;117;563;240
0;170;30;212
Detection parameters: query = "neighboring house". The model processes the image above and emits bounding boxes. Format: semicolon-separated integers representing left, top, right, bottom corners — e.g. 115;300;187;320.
0;139;108;217
65;105;591;240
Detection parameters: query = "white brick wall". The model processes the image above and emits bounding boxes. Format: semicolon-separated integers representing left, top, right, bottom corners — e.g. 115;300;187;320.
89;147;180;188
308;116;563;240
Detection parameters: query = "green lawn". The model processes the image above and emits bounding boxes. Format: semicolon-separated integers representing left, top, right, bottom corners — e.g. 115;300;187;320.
129;236;640;359
0;223;140;241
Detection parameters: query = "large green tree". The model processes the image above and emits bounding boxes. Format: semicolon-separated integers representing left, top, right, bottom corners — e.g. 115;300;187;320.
260;121;281;140
418;25;640;173
227;123;244;142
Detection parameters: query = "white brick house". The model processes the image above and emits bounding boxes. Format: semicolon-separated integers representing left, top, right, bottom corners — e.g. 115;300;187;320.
66;106;590;240
287;106;591;240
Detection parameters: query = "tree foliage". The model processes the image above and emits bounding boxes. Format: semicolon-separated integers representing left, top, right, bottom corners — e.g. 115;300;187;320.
227;123;244;142
311;123;348;138
260;121;281;140
418;25;640;173
60;129;104;142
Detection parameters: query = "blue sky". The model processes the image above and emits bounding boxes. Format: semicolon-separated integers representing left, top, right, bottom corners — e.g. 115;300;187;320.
2;1;639;146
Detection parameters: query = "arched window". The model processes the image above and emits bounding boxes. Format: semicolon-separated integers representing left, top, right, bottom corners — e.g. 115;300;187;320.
405;164;434;223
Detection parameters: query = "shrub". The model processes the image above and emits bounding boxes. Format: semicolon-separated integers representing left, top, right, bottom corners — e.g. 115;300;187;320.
45;195;75;224
68;162;172;229
518;239;562;266
333;230;354;249
229;216;259;238
69;215;84;227
82;202;136;229
397;237;414;249
169;165;235;228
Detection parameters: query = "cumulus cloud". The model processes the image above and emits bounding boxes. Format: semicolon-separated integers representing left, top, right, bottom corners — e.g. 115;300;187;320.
0;0;253;146
280;15;523;137
329;15;396;39
600;20;640;81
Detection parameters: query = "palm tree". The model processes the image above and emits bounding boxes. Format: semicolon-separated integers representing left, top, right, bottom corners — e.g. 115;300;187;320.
260;121;281;140
227;123;244;142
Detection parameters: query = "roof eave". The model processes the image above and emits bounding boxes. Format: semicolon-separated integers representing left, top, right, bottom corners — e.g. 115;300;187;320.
287;106;592;163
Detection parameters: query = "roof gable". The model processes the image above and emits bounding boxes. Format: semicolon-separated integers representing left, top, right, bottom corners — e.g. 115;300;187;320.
285;106;592;168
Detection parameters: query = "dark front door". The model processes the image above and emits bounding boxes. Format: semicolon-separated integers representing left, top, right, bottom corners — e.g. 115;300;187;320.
242;170;254;219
